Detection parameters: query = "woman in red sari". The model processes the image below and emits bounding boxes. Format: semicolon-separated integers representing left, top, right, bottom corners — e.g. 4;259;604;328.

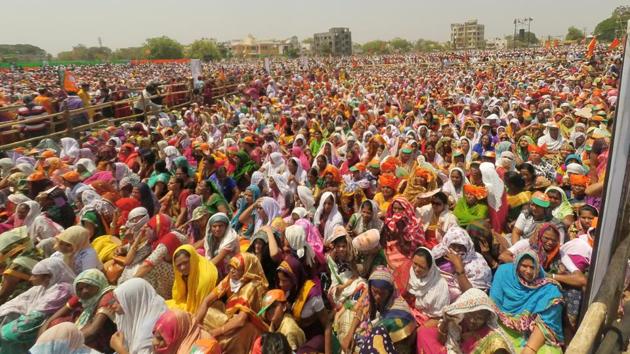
382;196;425;292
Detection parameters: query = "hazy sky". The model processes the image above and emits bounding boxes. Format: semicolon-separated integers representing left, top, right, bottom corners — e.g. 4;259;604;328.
1;0;627;55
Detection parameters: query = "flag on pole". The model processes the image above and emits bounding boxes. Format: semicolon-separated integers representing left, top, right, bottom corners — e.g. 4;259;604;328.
610;37;620;50
59;69;78;92
586;36;597;58
553;39;559;48
545;40;551;50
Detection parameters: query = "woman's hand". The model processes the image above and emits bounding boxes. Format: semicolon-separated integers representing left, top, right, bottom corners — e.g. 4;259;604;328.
445;248;465;274
109;332;126;353
340;333;354;353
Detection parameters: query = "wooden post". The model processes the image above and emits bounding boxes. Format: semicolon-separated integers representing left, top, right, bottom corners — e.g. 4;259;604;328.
140;91;148;124
595;301;630;354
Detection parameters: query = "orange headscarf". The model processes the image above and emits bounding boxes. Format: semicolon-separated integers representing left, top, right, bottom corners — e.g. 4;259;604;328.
379;173;399;190
570;174;590;187
380;156;401;174
528;143;547;156
463;184;488;200
322;165;341;184
414;167;434;182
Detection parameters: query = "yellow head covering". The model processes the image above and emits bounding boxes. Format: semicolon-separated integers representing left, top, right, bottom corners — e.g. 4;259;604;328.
167;244;219;314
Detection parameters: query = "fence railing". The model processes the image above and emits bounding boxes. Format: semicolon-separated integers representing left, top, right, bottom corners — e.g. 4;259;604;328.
0;82;240;150
565;234;630;354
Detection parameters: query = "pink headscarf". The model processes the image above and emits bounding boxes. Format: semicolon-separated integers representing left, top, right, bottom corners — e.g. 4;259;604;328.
292;146;311;171
294;218;324;263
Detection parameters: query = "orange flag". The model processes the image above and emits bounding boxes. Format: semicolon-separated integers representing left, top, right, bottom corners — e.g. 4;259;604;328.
587;36;597;57
545;40;551;50
610;37;620;50
59;69;78;92
553;39;559;48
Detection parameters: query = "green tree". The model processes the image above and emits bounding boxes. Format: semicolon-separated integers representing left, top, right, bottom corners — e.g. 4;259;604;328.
389;38;413;53
187;39;221;61
414;39;444;52
594;6;630;41
362;40;390;54
565;26;585;41
505;32;539;48
56;45;111;61
144;36;184;59
112;47;146;60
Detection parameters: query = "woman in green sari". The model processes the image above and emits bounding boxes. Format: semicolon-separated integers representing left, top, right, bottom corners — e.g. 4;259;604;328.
230;150;259;190
196;179;231;217
0;226;42;305
148;160;172;199
454;184;489;227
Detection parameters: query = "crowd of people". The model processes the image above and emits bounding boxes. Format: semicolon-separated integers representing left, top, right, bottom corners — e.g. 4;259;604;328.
0;44;621;354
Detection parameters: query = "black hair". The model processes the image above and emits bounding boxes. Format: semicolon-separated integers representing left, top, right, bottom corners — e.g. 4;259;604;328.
261;333;292;354
504;171;526;190
170;177;185;189
579;204;599;217
174;249;191;260
140;149;156;165
517;162;536;177
154;160;168;174
433;191;448;205
413;247;433;268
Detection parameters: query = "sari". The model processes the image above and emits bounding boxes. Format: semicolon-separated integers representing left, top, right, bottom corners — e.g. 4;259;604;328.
0;227;42;301
406;248;450;323
30;322;99;354
432;227;493;301
204;213;239;277
231;150;259;187
384;197;425;288
506;191;531;223
490;252;564;352
545;186;574;221
417;288;515;354
52;225;102;274
114;278;167;354
355;267;416;354
153;309;215;354
167;245;219;314
203;253;269;353
480;162;508;233
313;191;344;245
0;258;75;354
347;200;384;236
453;197;489;228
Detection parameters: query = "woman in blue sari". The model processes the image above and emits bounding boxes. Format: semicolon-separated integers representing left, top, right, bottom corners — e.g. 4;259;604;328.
345;266;416;354
230;184;261;237
490;251;564;354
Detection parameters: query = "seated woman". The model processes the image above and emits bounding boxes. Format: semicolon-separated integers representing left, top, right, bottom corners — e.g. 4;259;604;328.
119;213;185;299
511;191;554;245
313;191;344;244
346;200;383;238
453;184;489;227
405;247;450;327
417;288;514;354
416;191;459;246
50;225;102;275
238;196;281;235
326;226;367;348
347;267;417;354
276;256;329;354
504;171;531;228
30;322;100;354
431;227;492;302
193;253;269;353
500;223;563;273
166;245;218;314
441;167;469;204
0;227;42;304
77;189;115;241
152;309;217;354
374;173;399;216
204;212;239;278
352;229;388;279
159;176;191;227
0;258;75;353
545;186;575;230
382;196;425;291
230;184;261;237
107;278;167;354
196;180;230;217
490;252;564;353
247;228;281;288
256;289;306;352
466;221;509;273
41;269;116;353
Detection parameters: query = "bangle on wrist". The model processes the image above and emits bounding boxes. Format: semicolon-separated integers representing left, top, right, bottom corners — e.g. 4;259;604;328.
525;344;537;353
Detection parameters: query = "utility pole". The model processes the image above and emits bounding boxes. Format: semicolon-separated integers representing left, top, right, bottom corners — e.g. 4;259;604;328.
513;19;518;49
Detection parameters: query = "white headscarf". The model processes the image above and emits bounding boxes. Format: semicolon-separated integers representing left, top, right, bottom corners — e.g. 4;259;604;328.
60;138;80;163
254;197;281;232
442;288;515;354
75;158;96;175
408;247;450;318
313;191;344;243
285;224;315;267
441;167;469;202
113;278;167;354
480;162;504;210
125;207;149;234
297;186;315;212
20;200;41;236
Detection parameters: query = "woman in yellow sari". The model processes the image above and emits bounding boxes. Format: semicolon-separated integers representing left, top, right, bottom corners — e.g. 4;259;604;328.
166;244;218;314
193;253;269;353
401;165;437;207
